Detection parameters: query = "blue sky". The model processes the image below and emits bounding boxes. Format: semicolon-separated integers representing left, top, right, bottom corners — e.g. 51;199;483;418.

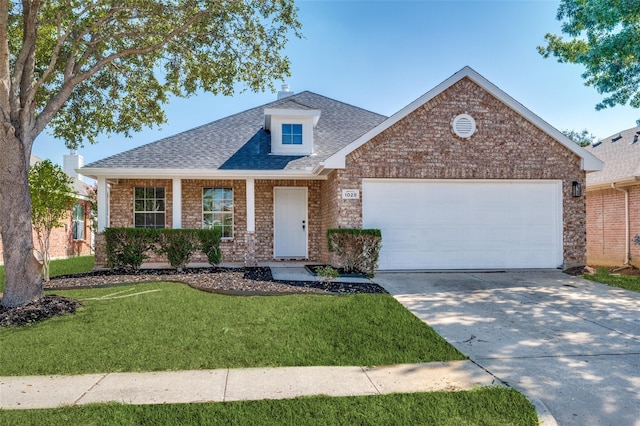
33;0;640;168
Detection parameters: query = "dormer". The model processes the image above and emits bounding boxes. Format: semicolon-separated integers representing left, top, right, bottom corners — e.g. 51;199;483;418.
264;108;321;156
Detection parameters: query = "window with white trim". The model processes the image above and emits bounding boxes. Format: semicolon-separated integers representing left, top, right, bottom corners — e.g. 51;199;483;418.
72;203;85;240
282;123;303;145
203;188;233;239
134;187;166;228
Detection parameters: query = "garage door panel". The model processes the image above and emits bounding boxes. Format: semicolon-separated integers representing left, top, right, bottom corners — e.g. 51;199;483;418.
363;180;562;270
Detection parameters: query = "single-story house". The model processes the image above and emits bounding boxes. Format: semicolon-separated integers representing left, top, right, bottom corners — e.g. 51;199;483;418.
585;126;640;266
81;66;602;270
0;152;93;264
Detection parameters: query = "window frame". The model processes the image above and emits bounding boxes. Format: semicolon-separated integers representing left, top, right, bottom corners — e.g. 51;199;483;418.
281;123;303;145
133;187;166;229
202;187;234;240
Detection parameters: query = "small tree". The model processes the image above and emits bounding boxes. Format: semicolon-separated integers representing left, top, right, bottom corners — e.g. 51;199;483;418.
29;160;76;281
562;129;596;147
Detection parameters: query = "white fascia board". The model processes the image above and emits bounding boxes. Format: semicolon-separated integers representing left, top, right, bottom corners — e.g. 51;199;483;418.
323;66;603;172
80;167;327;180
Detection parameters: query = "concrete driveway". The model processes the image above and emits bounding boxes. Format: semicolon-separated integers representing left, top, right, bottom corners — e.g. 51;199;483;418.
375;271;640;426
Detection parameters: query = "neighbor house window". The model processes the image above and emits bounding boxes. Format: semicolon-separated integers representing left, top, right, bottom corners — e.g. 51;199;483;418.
282;123;303;145
203;188;233;239
134;187;165;228
72;203;85;240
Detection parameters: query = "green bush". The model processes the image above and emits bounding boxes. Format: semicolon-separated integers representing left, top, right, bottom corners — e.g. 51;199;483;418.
156;229;199;271
327;229;382;277
104;228;223;271
104;228;158;271
198;227;223;265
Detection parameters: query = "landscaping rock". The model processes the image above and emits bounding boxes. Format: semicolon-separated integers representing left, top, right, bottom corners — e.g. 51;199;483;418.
0;295;82;327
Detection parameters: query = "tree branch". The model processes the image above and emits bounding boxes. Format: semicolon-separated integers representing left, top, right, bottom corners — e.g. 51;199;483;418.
34;9;209;136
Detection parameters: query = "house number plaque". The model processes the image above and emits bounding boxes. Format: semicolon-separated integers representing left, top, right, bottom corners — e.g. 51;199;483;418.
341;189;360;199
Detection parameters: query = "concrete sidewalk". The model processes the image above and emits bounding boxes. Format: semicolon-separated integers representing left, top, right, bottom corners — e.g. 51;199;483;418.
0;361;497;410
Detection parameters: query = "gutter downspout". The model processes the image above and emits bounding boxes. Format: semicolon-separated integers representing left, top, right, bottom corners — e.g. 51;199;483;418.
612;183;630;265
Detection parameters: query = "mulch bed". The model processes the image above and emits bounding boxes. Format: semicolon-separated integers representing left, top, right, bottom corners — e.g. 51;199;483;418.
1;267;386;327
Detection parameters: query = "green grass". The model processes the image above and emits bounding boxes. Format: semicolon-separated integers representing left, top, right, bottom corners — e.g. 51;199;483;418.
0;388;538;426
0;255;95;292
583;268;640;293
0;282;464;375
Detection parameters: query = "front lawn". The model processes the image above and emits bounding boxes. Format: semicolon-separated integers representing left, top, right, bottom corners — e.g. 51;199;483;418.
0;256;95;292
583;268;640;293
0;282;465;376
0;389;538;426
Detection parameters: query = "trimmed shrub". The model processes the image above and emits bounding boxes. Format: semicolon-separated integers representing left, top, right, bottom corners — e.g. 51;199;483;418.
198;227;223;266
156;229;199;271
327;228;382;277
104;228;157;271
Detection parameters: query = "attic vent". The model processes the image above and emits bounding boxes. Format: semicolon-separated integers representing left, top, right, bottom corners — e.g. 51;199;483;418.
633;135;638;144
612;134;623;142
451;114;476;139
592;140;603;148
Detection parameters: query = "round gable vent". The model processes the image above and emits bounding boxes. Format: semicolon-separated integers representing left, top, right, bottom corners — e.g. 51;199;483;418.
452;114;476;139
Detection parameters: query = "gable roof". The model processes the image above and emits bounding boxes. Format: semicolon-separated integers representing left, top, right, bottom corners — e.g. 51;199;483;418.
585;126;640;188
81;92;386;179
322;66;603;172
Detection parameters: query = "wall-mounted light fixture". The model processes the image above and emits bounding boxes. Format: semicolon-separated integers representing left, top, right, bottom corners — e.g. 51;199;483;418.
572;181;581;197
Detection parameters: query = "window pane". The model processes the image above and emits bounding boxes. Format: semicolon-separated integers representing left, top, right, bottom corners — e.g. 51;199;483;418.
292;134;302;145
135;188;145;199
156;213;165;228
145;187;154;198
156;188;165;199
135;199;144;212
203;213;214;228
293;124;302;134
155;200;165;211
135;213;145;227
282;124;291;134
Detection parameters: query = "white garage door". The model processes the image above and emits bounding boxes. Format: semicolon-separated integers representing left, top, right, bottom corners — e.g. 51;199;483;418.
362;179;563;270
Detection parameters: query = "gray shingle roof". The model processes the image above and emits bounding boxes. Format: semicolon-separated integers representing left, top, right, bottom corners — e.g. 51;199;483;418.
84;92;387;172
586;126;640;186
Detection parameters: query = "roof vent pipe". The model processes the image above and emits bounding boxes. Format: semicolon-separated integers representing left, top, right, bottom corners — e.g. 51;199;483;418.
277;84;294;100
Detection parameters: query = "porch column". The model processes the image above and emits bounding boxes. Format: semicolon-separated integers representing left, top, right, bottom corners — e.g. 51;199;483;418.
97;177;108;232
172;178;182;229
246;178;255;232
245;178;257;266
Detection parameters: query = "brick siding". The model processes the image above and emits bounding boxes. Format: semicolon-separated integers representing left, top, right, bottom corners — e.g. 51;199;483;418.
322;77;586;266
0;199;92;265
586;185;640;266
95;77;588;268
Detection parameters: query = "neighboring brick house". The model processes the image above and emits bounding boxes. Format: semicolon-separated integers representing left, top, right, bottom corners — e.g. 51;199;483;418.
0;153;93;264
585;126;640;266
81;67;602;270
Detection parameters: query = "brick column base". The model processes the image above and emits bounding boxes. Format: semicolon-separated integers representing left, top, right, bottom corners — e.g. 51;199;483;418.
244;232;257;267
94;233;108;268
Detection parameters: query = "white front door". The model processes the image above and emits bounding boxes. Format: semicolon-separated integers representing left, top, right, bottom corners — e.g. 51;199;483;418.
274;187;308;258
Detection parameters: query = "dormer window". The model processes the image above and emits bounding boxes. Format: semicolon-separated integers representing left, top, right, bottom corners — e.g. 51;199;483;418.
282;124;303;145
264;107;321;156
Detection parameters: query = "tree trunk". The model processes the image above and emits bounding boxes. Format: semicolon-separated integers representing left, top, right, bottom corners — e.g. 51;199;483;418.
0;132;43;308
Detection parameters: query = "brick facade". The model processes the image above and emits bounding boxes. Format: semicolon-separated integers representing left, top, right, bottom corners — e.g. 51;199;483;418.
0;199;92;265
97;178;324;266
96;77;588;268
322;77;586;266
586;185;640;266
